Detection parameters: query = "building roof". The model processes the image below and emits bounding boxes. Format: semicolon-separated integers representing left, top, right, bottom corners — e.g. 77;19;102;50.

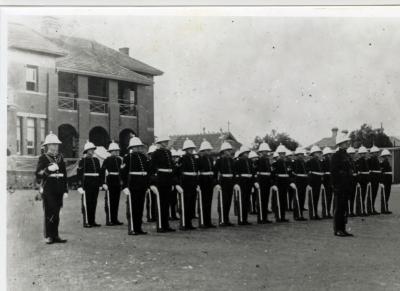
169;131;241;153
9;23;163;85
8;23;67;57
309;136;337;149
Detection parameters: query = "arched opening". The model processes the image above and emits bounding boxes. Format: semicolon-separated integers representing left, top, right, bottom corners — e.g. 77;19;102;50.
119;128;136;156
58;124;79;158
89;126;110;148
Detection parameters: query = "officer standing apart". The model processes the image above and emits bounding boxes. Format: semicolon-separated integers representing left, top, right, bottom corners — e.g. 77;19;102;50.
150;136;176;233
100;141;123;226
198;139;216;228
35;132;68;244
214;141;235;226
77;141;102;228
121;136;149;235
331;133;354;237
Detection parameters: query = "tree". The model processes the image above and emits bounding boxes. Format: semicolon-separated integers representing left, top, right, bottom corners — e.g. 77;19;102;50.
349;124;393;148
253;129;299;151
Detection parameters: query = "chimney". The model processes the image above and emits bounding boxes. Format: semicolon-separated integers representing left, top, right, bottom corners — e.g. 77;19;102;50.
119;47;129;56
331;127;338;138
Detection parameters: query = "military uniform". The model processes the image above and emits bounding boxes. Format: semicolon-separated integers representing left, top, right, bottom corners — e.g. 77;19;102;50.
234;157;253;225
145;154;157;222
177;153;199;230
380;157;393;214
331;148;353;235
77;155;101;227
255;156;273;223
355;156;369;216
292;158;308;220
121;151;149;234
100;155;123;225
347;157;358;216
306;156;323;219
271;158;290;222
35;152;68;241
150;147;176;232
368;155;381;214
321;156;333;218
198;154;216;227
214;156;235;226
286;157;295;211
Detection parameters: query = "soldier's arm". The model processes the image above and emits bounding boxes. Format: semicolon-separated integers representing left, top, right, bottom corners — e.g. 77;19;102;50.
59;156;68;193
120;155;129;189
77;159;84;187
99;158;107;184
35;155;48;185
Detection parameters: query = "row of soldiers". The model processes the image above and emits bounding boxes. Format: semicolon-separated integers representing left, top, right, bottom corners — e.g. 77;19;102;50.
36;131;393;243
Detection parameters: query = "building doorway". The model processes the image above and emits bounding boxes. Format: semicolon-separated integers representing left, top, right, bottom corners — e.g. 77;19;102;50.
119;128;136;156
89;126;110;148
58;124;78;158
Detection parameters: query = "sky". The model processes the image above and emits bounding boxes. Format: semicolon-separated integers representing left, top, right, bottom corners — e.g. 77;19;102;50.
8;9;400;146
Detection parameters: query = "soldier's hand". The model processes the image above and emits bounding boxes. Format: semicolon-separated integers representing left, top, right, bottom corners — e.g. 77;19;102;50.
77;187;85;195
123;188;130;196
63;193;68;199
290;183;296;189
39;186;43;194
48;163;59;172
175;185;184;194
102;184;109;191
254;182;260;189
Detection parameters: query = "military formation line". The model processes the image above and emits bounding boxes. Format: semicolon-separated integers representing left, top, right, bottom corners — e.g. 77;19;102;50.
35;131;393;243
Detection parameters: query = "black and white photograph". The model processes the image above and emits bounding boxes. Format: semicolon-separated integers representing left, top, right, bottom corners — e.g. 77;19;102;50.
2;3;400;291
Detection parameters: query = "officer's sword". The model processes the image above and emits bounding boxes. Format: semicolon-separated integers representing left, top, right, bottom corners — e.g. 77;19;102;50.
197;186;204;226
320;184;328;217
104;170;112;223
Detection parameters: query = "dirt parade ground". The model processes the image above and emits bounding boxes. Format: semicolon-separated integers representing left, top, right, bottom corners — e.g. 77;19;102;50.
7;186;400;291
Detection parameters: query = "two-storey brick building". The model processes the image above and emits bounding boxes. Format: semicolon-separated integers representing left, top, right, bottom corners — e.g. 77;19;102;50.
7;23;162;161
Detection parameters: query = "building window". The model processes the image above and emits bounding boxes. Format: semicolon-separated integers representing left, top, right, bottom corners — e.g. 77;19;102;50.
26;118;36;155
129;90;136;104
26;65;38;92
16;117;22;155
40;119;46;145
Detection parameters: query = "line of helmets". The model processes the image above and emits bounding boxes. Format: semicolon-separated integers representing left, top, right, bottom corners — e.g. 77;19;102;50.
44;131;389;158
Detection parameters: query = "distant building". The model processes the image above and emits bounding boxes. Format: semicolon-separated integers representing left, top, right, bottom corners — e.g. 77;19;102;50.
7;23;162;159
389;136;400;147
169;131;241;154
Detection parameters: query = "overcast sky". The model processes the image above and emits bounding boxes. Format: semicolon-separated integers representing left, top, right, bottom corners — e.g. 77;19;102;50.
9;11;400;146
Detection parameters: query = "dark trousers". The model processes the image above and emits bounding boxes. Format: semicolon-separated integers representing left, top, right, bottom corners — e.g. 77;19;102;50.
146;190;157;222
104;182;121;224
156;173;173;230
168;188;179;219
369;173;380;212
295;177;307;218
219;178;234;224
82;179;99;226
237;178;252;224
250;189;258;213
199;177;214;226
258;177;271;222
333;190;349;233
275;178;288;220
382;176;392;211
323;176;333;217
347;178;356;215
42;182;63;238
126;183;146;233
181;177;197;228
309;182;321;219
358;174;369;215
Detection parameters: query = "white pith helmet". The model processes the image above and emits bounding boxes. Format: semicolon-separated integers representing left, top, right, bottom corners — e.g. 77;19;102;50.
147;144;157;154
182;138;196;151
380;149;391;157
128;135;144;148
295;147;306;155
310;145;322;154
43;131;62;146
199;139;213;152
370;145;380;153
336;133;350;145
248;151;259;159
258;142;271;152
238;146;251;157
108;141;120;152
358;146;368;154
346;146;356;154
276;143;287;154
220;141;233;152
155;135;170;144
83;140;96;153
322;147;333;156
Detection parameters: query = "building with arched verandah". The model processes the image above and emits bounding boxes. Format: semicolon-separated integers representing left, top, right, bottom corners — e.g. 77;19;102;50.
7;23;162;161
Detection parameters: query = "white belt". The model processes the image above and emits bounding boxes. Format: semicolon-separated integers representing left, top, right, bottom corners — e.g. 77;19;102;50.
108;172;119;175
324;172;331;175
129;171;147;176
200;172;213;176
360;172;369;175
183;172;198;176
295;174;308;177
311;172;324;176
353;173;358;176
384;172;393;175
371;170;381;173
240;174;252;178
221;174;233;178
49;173;64;178
277;174;289;178
257;172;271;176
84;173;99;177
